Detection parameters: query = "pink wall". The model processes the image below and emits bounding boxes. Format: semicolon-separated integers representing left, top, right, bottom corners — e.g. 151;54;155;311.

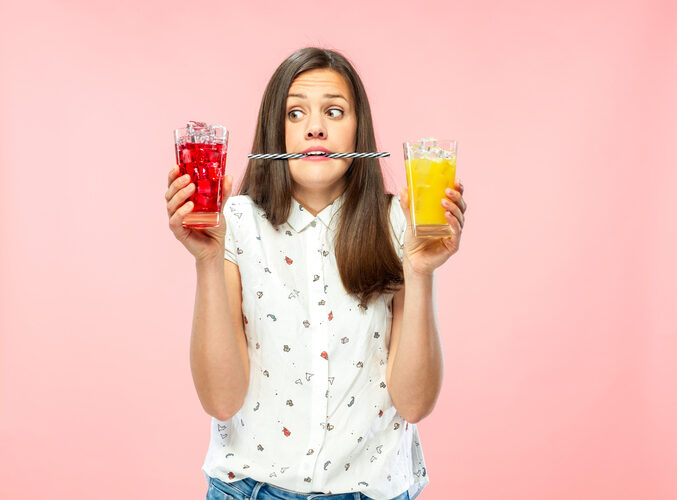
1;0;675;498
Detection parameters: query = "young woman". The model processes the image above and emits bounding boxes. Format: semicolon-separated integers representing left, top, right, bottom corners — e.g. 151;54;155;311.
165;47;467;500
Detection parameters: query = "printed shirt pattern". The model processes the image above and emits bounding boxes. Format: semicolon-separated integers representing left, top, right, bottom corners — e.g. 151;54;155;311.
201;191;429;500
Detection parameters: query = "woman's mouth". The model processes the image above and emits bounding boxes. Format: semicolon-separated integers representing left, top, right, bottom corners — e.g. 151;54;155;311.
301;150;331;161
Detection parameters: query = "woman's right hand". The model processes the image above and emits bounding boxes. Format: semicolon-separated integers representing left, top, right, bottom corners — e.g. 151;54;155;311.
166;165;234;263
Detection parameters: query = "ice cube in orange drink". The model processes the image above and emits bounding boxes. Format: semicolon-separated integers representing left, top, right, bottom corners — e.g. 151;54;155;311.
406;156;456;226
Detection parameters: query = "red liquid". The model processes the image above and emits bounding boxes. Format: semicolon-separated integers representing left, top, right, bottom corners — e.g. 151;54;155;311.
176;142;226;226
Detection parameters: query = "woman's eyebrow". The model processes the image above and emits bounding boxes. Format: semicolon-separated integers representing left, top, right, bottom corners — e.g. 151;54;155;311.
287;93;348;102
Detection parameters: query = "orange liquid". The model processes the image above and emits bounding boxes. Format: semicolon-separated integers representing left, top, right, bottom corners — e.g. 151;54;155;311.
406;157;456;226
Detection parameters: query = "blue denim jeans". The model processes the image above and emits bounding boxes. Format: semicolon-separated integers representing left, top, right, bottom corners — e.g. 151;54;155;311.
206;475;410;500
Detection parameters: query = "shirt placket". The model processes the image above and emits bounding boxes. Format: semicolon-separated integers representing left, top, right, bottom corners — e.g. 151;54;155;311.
300;218;330;491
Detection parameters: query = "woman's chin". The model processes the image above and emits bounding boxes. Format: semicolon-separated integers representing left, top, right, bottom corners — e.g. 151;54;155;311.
293;180;340;191
290;166;348;186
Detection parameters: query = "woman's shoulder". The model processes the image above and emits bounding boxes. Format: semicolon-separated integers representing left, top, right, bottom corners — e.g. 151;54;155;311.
387;194;407;260
222;195;260;232
388;193;406;230
223;194;262;217
224;194;255;209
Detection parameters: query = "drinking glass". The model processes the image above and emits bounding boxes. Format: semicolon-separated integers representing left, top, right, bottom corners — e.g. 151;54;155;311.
173;121;229;228
403;138;457;238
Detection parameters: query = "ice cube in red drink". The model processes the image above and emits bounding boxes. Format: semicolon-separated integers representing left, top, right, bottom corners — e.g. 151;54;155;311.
177;141;227;227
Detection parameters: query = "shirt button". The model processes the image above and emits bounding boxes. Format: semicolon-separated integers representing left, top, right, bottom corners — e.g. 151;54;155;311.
311;220;317;227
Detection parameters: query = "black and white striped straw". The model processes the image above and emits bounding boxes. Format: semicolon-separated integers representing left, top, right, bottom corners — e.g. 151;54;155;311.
247;151;390;160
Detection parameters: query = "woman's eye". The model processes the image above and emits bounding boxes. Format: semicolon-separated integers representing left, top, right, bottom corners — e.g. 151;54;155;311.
288;109;343;119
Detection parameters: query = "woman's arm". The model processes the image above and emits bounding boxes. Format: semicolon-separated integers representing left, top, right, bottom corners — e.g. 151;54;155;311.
386;260;443;423
190;257;250;421
386;181;465;422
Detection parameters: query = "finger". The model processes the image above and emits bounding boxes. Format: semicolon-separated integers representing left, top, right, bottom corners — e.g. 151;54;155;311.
445;187;467;214
444;210;462;236
455;179;464;195
167;181;196;217
442;197;464;228
169;199;194;230
168;165;180;188
165;173;192;203
442;230;459;253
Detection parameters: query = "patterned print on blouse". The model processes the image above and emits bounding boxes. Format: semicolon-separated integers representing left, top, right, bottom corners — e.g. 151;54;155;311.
202;191;429;500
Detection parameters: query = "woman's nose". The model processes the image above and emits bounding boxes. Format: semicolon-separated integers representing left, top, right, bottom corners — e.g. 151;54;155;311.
306;127;325;138
305;117;326;138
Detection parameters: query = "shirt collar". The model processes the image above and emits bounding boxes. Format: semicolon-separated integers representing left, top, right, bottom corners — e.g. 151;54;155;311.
287;191;346;233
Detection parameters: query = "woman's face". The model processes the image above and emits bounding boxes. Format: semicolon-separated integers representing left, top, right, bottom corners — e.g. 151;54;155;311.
285;68;357;196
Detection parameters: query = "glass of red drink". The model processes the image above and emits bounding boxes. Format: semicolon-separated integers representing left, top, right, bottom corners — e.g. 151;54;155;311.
173;121;229;228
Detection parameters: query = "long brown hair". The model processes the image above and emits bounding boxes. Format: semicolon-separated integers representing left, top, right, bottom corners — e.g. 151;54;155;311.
239;47;403;305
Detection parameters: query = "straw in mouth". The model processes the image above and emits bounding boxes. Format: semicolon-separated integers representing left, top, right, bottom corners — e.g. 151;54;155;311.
247;151;390;160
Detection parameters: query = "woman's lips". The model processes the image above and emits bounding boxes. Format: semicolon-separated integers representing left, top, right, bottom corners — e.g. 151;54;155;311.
301;155;330;161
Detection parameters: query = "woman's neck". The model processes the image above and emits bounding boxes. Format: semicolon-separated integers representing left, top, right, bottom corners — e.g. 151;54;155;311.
292;182;346;216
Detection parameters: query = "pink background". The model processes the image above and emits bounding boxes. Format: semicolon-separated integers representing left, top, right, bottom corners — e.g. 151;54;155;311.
1;0;676;499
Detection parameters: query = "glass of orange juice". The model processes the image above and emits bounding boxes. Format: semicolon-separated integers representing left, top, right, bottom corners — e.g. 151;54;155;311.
403;138;457;238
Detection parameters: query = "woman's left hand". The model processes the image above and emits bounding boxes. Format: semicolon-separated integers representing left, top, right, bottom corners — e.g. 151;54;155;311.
398;180;466;275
